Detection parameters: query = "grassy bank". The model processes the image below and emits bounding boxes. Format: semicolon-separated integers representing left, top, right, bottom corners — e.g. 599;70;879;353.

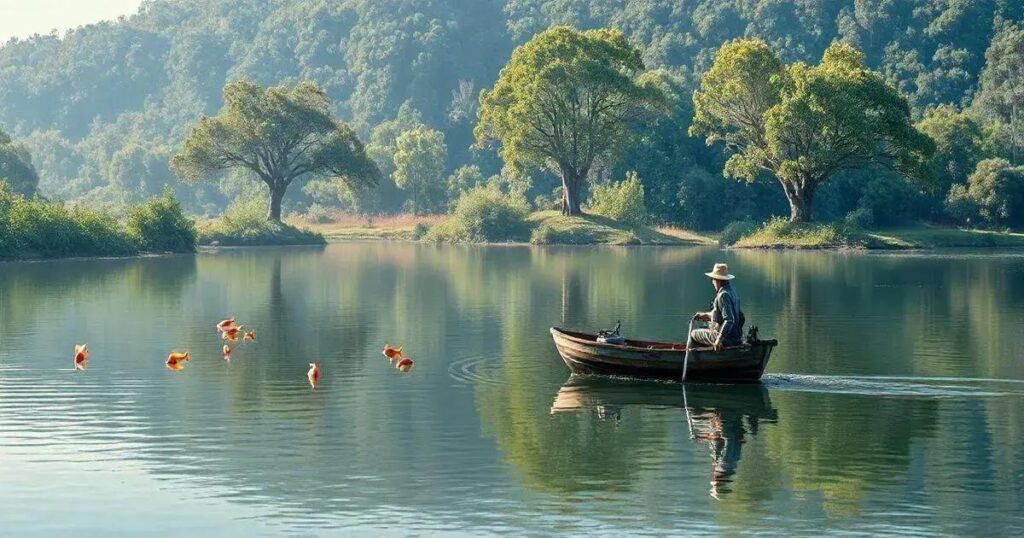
197;197;325;246
730;217;1024;249
300;210;714;246
0;187;197;260
527;211;711;245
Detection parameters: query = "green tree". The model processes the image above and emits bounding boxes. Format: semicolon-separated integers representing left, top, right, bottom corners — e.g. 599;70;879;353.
917;104;988;193
0;127;39;197
691;39;934;222
170;80;379;222
974;23;1024;164
447;164;486;201
393;125;448;215
476;26;666;216
946;158;1024;227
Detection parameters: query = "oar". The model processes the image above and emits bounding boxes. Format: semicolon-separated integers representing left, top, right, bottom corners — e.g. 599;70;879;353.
682;383;695;440
682;316;697;382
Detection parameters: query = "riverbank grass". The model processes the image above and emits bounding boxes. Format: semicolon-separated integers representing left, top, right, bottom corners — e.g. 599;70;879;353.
731;217;1024;249
527;211;709;245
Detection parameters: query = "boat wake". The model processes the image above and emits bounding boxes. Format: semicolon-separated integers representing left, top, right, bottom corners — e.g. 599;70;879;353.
763;373;1024;398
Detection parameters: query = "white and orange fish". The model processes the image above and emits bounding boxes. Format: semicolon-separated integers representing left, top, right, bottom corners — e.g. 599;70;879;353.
307;362;320;389
222;344;232;360
221;325;243;342
395;357;414;373
166;351;190;371
216;317;236;332
243;330;256;342
383;344;403;362
73;344;89;369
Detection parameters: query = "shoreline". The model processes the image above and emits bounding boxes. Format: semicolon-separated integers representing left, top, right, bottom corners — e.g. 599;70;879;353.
3;226;1023;262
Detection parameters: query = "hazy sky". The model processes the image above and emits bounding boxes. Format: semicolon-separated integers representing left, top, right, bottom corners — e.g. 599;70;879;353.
0;0;143;42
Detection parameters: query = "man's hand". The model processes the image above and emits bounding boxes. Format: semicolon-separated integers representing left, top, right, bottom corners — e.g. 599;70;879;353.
694;312;709;322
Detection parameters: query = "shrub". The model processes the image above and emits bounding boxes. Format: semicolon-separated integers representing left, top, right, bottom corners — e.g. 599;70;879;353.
945;158;1024;228
425;187;529;243
0;183;138;258
126;189;197;253
735;216;861;248
719;220;758;245
412;222;430;239
844;207;875;229
589;171;646;225
304;203;333;224
199;195;325;246
529;223;556;244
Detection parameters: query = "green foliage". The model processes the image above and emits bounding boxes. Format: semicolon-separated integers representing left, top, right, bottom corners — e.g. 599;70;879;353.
476;26;667;215
0;127;39;197
447;165;486;201
973;22;1024;163
126;189;197;253
691;40;935;222
0;1;1021;230
171;80;379;221
588;171;647;225
392;126;448;215
734;216;866;248
0;184;136;259
917;105;989;193
844;207;875;229
945;158;1024;228
199;195;326;246
424;187;529;243
718;220;758;246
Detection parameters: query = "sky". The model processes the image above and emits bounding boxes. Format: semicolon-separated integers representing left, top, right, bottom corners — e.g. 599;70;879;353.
0;0;143;42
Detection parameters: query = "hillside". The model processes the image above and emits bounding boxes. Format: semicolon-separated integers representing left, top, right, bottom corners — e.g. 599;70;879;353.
0;0;1021;229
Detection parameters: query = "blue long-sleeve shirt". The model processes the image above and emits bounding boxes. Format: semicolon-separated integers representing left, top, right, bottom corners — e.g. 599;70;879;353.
710;283;742;345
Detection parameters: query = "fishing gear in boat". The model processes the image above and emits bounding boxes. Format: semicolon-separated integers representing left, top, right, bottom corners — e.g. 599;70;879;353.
596;320;625;344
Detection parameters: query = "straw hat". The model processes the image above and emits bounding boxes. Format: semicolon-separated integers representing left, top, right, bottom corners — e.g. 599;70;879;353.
704;263;735;281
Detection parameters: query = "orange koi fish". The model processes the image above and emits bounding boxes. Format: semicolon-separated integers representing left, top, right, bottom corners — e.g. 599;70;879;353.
216;317;236;331
74;344;89;368
222;325;243;342
243;331;256;342
166;351;190;370
396;357;414;372
307;362;321;388
383;344;403;362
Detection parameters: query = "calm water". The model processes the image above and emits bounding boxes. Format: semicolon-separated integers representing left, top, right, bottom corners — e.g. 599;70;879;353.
1;244;1023;536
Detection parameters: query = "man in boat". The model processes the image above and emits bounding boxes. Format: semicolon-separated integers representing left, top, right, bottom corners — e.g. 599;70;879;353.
690;263;742;351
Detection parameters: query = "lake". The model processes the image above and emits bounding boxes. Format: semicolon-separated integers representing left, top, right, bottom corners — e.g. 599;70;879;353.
1;244;1023;536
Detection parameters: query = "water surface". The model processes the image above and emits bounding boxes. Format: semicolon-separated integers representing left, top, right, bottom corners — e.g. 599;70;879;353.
1;244;1022;536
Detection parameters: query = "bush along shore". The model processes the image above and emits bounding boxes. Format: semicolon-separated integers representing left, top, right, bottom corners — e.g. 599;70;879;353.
0;186;198;260
197;196;326;247
724;216;1024;250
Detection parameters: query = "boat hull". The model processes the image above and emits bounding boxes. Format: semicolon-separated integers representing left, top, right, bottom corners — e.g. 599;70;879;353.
550;327;776;383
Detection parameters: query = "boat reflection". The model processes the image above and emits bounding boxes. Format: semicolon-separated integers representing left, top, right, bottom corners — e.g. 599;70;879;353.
551;377;777;499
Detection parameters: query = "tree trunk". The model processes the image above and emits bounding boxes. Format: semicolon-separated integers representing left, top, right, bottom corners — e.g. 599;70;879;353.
267;185;285;222
786;182;815;223
561;168;583;216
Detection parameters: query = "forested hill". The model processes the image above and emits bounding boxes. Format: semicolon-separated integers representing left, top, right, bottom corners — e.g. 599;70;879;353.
1;0;1021;223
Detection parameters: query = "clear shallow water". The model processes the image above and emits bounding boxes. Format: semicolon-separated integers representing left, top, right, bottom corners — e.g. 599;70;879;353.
1;244;1023;536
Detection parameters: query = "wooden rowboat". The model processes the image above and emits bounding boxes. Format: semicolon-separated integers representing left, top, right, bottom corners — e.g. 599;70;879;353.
550;327;777;383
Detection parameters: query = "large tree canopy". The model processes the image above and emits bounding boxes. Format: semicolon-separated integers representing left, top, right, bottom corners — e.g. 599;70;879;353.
0;127;39;197
170;80;379;221
691;39;935;222
476;26;666;216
